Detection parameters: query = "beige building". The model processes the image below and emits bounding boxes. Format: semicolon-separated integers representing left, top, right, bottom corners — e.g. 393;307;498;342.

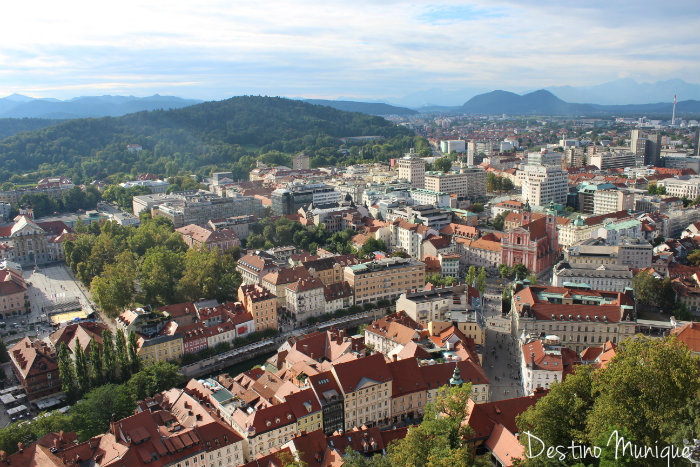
285;277;326;322
292;153;310;170
301;255;358;285
344;257;425;305
136;334;183;364
388;358;428;424
425;171;468;197
397;150;425;188
593;189;634;216
0;269;28;319
261;266;311;305
510;283;637;353
238;284;278;331
331;354;393;430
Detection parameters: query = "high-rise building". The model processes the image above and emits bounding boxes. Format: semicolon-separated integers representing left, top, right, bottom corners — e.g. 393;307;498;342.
462;166;487;200
439;140;466;154
631;130;661;167
521;164;567;206
424;171;468;197
398;150;425;188
467;141;476;166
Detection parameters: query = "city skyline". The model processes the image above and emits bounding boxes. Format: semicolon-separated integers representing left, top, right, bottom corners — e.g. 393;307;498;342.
1;0;698;103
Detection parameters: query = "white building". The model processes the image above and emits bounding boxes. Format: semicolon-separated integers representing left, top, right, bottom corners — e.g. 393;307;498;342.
521;164;567;206
120;179;170;194
440;140;466;154
589;150;636;170
593;189;634;216
425;171;467;197
656;176;700;199
285;277;326;322
398;150;426;188
552;262;633;292
520;336;580;395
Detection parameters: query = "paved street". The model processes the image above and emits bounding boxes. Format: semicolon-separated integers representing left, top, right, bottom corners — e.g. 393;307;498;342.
482;286;523;402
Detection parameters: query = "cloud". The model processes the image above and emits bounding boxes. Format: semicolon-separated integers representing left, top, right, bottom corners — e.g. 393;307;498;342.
0;0;697;100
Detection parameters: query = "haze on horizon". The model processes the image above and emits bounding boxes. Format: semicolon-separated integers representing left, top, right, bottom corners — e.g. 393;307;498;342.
1;0;698;105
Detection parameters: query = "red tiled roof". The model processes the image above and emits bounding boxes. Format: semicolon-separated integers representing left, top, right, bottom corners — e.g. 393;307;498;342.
387;358;428;397
0;269;27;295
332;353;391;394
671;322;700;353
287;277;324;293
263;266;311;286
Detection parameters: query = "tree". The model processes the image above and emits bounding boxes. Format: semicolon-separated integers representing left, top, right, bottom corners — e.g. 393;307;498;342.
672;302;693;320
498;263;512;279
465;266;477;286
74;344;91;395
69;383;134;442
687;249;700;266
516;366;595;467
58;343;79;403
101;329;117;383
512;264;528;280
90;251;137;316
358;238;386;259
433;157;452;173
657;277;676;313
526;274;538;285
632;270;661;306
386;384;483;467
476;267;486;293
139;246;184;305
492;211;509;231
115;328;130;381
587;336;700;450
128;331;141;374
471;202;484;213
88;337;103;387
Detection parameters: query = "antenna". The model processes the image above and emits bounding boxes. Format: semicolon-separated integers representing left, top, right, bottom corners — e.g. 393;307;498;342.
672;94;676;126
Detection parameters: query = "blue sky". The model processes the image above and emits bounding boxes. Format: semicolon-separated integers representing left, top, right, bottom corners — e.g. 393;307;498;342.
0;0;698;102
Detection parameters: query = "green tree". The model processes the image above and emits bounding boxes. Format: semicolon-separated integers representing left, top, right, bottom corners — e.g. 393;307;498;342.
476;267;486;293
128;331;141;374
471;202;484;213
101;329;117;383
115;328;130;381
465;266;477;286
88;337;103;387
358;238;387;259
74;343;91;395
687;249;700;266
69;383;134;441
493;211;509;231
632;270;661;306
58;342;79;403
587;336;700;452
90;251;137;316
516;366;595;467
139;246;184;305
433;157;452;173
498;263;512;279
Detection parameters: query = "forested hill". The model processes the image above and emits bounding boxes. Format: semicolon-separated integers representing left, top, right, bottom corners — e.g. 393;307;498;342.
303;99;417;116
0;96;415;184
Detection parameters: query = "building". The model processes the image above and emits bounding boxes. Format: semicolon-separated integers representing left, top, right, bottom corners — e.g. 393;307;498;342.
565;237;652;269
0;268;28;318
520;164;567;206
520;336;581;395
387;358;428;424
593;189;634;216
363;311;424;356
237;252;280;285
656;176;700;199
552;262;633;292
286;277;326;322
563;147;585;168
262;266;312;305
271;183;342;215
385;204;452;231
662;155;700;173
558;211;633;248
238;284;278;331
136;333;183;364
396;286;455;323
527;150;562;167
301;255;358;286
48;322;109;358
308;371;345;435
424;171;467;197
589;150;636;170
120;179;170;193
501;208;559;275
440;140;466;154
152;191;241;228
0;216;73;267
176;224;239;251
331;353;392;430
397;150;426;188
456;233;503;269
344;257;426;305
510;283;637;353
292;153;311;170
9;337;60;401
462;167;488;200
631;130;661;166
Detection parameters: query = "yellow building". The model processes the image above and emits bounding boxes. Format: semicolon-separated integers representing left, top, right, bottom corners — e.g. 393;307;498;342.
285;388;323;434
344;257;425;305
302;255;358;285
136;334;183;364
238;284;278;331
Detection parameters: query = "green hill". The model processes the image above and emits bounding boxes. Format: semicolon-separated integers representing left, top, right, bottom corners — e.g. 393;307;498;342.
0;96;414;183
303;99;417;116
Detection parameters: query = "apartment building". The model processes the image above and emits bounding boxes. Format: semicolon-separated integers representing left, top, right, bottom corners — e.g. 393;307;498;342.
237;253;279;285
262;266;311;305
331;354;393;430
363;311;424;356
589;150;636;170
510;283;637;353
0;268;28;319
308;371;345;435
397;150;426;188
238;284;278;331
425;171;467;197
387;358;428;424
136;333;184;364
593;189;634;216
440;140;466;153
9;337;60;401
150;191;242;228
301;255;358;285
552;261;633;292
520;336;581;395
344;257;425;305
520;164;567;206
462;167;488;200
396;286;455;323
285;277;326;322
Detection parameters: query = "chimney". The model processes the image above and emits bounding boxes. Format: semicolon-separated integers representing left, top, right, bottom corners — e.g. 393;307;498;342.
392;354;397;362
17;443;23;454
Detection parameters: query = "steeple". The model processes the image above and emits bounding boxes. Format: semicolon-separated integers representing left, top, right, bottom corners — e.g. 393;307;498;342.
449;364;464;386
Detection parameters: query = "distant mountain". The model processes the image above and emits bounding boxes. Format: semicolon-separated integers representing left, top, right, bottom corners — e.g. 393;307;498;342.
0;94;203;119
461;90;700;116
545;79;700;105
303;99;417;116
0;118;62;140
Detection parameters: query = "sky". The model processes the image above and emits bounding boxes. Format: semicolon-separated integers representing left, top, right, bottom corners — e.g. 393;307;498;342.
1;0;698;103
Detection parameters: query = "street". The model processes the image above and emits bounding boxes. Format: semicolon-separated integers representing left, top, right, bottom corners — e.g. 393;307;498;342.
482;284;523;402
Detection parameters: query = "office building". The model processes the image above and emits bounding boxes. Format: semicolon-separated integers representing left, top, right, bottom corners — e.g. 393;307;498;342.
440;140;466;154
271;183;342;215
656;176;700;199
552;261;634;292
521;165;567;206
589;150;636;170
631;130;661;167
593;189;634;216
397;150;426;188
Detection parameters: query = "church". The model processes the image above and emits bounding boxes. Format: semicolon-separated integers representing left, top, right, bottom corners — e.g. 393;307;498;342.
501;202;560;274
0;215;73;268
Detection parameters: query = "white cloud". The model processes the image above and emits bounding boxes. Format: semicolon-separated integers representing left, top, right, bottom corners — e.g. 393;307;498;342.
0;0;697;100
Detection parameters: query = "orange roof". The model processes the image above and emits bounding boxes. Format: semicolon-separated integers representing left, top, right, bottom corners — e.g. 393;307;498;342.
671;322;700;353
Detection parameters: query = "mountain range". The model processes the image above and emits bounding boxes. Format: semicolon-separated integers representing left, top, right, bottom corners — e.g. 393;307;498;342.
0;94;203;119
458;90;699;116
303;99;417;116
